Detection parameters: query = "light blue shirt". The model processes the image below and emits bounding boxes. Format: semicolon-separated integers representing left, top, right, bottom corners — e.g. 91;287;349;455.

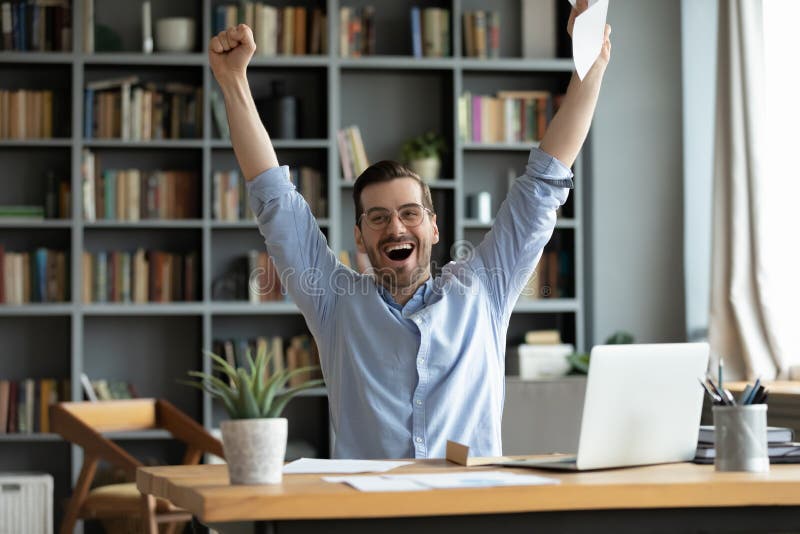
247;147;573;459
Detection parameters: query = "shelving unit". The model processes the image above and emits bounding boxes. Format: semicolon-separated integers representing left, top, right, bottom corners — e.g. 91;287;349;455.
1;0;587;530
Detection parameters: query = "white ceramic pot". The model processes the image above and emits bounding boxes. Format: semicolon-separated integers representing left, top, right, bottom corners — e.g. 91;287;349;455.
220;418;287;485
155;17;196;53
408;156;441;182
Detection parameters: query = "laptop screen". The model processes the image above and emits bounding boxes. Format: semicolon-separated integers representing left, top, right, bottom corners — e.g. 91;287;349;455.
574;343;710;470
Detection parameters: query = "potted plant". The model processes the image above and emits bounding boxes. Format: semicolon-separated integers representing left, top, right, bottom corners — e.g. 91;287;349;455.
183;344;323;485
401;131;447;181
567;331;635;373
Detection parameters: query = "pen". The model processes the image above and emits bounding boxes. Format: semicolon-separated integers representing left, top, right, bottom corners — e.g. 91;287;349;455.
744;377;762;405
705;377;731;405
740;384;752;405
718;356;724;390
751;385;767;404
698;377;721;404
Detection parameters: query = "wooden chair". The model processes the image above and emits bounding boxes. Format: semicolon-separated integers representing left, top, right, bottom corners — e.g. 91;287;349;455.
50;399;225;534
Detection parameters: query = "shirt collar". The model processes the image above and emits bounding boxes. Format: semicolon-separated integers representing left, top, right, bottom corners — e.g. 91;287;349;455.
376;276;432;312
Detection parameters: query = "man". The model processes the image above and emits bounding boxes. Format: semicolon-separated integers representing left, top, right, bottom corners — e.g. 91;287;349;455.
209;0;611;459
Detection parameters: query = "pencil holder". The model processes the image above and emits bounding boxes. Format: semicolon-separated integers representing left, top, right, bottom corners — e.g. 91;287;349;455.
712;404;769;472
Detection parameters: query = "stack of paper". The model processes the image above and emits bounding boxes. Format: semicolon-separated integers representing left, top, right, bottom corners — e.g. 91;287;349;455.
323;471;560;492
283;458;413;474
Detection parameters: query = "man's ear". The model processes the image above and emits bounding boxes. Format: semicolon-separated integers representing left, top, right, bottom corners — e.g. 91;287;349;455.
354;224;367;253
431;213;440;245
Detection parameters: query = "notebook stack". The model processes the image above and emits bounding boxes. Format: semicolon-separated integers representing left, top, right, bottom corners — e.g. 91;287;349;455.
694;425;800;464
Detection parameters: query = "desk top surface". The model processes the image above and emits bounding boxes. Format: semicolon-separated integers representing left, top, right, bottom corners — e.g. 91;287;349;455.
137;459;800;523
727;381;800;395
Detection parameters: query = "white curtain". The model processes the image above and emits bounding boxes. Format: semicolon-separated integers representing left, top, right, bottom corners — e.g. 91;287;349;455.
708;0;788;380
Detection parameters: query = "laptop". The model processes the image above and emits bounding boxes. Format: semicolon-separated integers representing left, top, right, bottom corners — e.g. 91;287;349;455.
500;342;710;471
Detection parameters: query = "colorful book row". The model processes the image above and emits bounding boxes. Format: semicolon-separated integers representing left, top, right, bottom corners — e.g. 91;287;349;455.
82;249;198;303
410;7;450;58
462;10;500;58
0;247;68;304
337;125;369;182
459;90;560;144
338;5;374;57
0;0;72;52
215;4;327;56
84;76;203;140
0;90;55;140
0;378;70;434
81;152;199;222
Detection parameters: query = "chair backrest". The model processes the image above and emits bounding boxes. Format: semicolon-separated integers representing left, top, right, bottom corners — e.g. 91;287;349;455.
57;398;159;432
50;399;225;473
51;399;225;534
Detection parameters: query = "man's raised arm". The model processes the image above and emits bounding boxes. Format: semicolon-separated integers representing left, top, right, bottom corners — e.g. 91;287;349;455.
209;24;277;179
208;25;343;341
466;0;611;325
540;0;611;167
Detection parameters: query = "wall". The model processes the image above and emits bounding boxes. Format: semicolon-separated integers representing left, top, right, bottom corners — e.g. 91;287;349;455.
681;0;717;341
588;0;686;345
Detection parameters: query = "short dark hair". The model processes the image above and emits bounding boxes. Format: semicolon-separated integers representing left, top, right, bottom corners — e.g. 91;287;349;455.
352;160;434;226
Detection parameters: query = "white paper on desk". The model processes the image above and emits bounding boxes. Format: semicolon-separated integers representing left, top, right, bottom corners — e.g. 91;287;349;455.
323;476;428;492
283;458;413;474
572;0;609;80
385;471;560;489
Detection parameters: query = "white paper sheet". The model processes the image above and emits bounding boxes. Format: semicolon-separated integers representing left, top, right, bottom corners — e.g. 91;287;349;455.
323;476;428;492
324;471;560;491
385;471;560;489
572;0;609;80
283;458;413;474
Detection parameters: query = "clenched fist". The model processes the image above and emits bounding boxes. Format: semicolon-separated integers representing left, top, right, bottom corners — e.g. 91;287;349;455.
209;24;256;85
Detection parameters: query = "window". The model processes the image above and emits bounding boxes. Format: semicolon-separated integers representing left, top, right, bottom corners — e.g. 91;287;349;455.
761;0;800;367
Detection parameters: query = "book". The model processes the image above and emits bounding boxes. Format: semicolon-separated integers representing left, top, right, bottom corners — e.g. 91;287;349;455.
255;4;278;56
521;0;556;58
80;373;97;402
410;7;422;57
697;425;794;445
524;330;562;345
0;379;9;433
694;442;800;462
1;3;11;51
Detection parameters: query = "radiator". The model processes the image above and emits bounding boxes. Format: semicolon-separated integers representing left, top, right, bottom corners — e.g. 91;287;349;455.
0;473;53;534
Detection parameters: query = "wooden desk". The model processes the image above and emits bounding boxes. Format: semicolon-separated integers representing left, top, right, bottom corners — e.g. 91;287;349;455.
137;460;800;534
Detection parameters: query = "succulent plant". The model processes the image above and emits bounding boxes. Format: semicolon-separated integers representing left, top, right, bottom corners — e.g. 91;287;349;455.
182;343;324;419
567;331;635;374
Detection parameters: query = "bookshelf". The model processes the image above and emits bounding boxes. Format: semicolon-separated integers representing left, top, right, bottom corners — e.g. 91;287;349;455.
1;0;586;529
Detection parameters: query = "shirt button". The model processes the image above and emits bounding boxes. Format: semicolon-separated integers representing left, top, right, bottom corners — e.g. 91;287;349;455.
417;358;424;365
415;437;423;443
415;399;422;406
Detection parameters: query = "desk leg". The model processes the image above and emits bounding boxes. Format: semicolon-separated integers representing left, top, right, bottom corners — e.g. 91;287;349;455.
254;521;276;534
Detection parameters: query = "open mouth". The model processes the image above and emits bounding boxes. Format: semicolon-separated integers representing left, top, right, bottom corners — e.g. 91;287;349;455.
382;243;415;262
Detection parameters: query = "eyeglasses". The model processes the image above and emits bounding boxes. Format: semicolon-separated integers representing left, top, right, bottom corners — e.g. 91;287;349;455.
359;203;433;231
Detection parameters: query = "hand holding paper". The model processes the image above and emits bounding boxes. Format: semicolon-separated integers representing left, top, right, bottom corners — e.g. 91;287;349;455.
536;0;611;167
568;0;611;80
